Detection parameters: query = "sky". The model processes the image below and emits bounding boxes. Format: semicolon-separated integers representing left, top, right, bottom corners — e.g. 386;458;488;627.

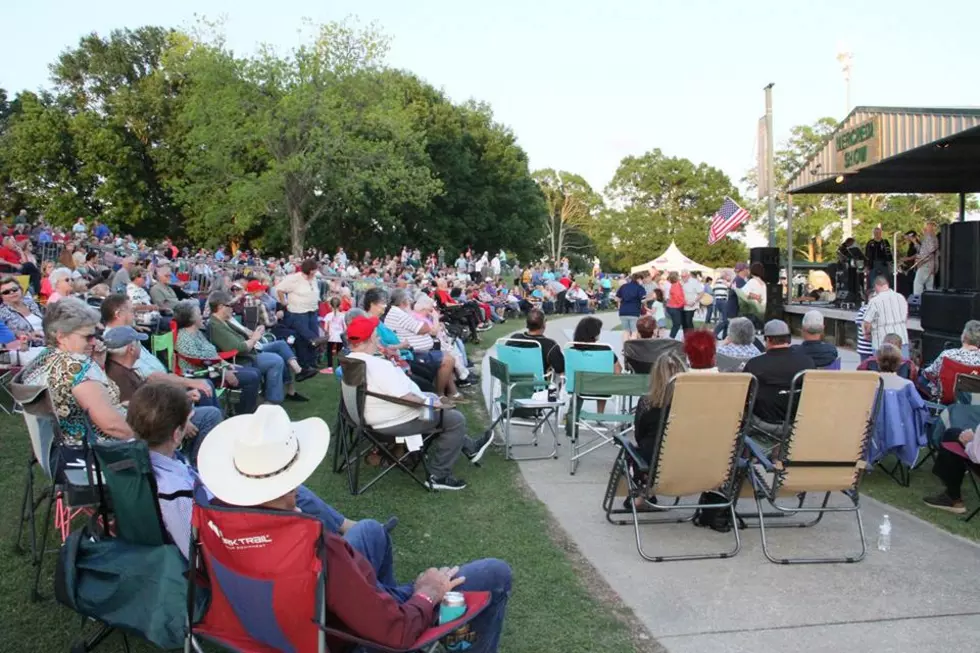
3;0;977;205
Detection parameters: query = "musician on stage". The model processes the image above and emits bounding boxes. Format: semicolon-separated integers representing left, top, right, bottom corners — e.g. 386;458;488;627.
913;221;939;296
864;227;892;290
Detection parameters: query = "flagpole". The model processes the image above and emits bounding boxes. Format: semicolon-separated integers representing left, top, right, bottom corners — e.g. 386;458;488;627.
764;83;776;247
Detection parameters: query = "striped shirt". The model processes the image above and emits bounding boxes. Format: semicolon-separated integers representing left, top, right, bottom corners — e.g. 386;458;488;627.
384;306;434;352
863;289;909;350
855;305;874;356
712;280;729;302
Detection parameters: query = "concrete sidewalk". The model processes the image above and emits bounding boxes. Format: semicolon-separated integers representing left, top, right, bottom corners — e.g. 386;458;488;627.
481;314;980;653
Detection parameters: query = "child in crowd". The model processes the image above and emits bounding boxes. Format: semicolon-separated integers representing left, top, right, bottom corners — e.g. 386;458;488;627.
650;289;667;337
322;296;346;374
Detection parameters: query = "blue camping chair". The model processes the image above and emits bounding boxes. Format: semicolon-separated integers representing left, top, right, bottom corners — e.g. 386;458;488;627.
819;358;842;370
488;339;561;461
564;342;617;474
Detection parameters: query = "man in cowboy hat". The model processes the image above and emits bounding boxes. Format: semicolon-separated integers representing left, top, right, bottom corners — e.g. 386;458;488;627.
346;315;493;491
127;384;359;559
131;383;512;652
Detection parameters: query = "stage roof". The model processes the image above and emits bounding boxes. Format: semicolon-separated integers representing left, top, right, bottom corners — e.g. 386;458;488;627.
786;107;980;195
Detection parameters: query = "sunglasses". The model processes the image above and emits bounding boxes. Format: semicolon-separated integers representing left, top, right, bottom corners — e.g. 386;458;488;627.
76;330;102;342
1;287;20;295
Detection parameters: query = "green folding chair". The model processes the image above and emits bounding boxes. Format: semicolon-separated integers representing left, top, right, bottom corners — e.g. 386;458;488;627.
150;330;175;372
564;343;617;474
488;340;561;461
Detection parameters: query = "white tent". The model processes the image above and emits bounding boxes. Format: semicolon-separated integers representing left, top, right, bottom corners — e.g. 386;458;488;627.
630;241;715;276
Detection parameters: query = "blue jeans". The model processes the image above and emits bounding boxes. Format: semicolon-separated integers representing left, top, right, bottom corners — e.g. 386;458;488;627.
667;307;684;338
247;351;287;403
296;485;346;534
284;310;320;370
259;340;297;381
230;365;261;414
184;406;223;466
345;520;511;653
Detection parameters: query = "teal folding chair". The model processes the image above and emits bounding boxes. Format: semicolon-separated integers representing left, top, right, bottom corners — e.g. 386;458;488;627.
564;342;616;474
488;339;561;461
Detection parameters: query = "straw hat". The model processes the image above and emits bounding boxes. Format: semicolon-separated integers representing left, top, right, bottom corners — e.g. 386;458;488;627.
197;405;330;507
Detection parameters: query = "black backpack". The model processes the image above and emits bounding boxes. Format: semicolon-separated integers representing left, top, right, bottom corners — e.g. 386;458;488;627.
692;491;740;532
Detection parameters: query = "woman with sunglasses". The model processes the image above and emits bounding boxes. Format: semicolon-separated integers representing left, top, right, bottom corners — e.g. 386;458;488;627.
21;297;132;482
0;275;46;363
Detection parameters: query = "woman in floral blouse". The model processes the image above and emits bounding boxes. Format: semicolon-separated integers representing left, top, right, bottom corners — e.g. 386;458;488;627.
21;297;132;482
172;300;261;414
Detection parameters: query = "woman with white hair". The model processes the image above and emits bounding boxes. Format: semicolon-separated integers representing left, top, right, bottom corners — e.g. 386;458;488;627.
716;317;762;362
921;319;980;398
46;267;75;304
21;297;132;481
414;293;472;383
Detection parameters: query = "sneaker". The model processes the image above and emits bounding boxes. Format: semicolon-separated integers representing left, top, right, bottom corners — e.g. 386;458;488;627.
428;475;467;491
465;432;494;465
319;367;334;375
923;493;966;514
284;392;310;402
296;369;318;382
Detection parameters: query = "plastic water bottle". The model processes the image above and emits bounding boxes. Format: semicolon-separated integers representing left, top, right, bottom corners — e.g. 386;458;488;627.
877;514;891;552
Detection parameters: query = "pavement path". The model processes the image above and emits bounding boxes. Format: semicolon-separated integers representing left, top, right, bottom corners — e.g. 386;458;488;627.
480;314;980;653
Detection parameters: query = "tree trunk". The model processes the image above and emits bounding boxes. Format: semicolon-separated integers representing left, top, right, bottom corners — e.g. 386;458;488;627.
289;208;306;258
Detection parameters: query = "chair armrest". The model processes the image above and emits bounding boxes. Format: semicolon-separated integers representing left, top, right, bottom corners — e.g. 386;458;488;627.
744;436;775;472
612;433;649;473
365;389;436;411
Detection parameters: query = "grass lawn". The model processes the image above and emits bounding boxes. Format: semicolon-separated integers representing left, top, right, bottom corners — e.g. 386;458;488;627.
0;322;641;653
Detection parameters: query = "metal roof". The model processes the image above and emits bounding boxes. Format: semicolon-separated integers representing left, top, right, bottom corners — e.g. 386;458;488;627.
786;106;980;194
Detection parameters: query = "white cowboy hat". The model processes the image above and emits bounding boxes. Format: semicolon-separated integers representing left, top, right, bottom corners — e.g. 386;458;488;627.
197;405;330;507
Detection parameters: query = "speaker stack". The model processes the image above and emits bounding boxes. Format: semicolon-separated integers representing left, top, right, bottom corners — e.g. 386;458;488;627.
920;222;980;365
750;247;783;321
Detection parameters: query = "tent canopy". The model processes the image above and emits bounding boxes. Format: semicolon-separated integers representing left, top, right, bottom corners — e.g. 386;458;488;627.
630;242;715;276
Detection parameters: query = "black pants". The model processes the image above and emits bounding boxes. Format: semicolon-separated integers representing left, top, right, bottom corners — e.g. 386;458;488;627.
22;262;41;295
933;428;969;500
682;310;695;330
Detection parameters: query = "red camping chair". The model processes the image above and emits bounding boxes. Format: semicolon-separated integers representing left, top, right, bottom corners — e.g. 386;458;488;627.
171;320;236;377
937;358;980;405
186;499;490;653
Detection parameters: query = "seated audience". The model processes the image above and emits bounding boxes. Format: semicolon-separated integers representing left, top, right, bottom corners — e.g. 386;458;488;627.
346;315;492;491
683;329;717;372
857;333;917;379
0;235;42;292
413;294;473;384
186;394;511;652
383;288;460;401
103;327;222;463
634;315;658;341
21;298;132;481
716;317;761;363
173;300;261;414
790;310;839;367
509;308;564;375
874;343;914;391
148;262;180;311
0;274;44;350
125;266;162;328
920;320;980;398
127;384;366;557
742;319;815;434
47;267;75;304
923;417;980;515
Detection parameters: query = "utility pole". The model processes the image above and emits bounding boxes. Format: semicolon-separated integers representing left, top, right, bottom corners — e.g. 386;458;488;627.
765;83;776;247
836;49;854;239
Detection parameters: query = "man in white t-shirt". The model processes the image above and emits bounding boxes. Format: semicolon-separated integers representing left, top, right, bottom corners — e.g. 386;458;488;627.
345;316;491;491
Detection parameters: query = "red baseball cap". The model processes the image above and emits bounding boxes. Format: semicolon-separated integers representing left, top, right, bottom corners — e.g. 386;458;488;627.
245;280;268;293
347;316;379;344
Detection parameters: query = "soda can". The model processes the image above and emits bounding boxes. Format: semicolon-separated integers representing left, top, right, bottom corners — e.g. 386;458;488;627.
438;591;466;625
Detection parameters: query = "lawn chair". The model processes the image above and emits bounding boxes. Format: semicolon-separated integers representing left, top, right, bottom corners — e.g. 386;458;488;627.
603;373;756;562
871;381;929;487
0;353;22;414
818;358;842;370
487;339;561;461
185;499;490;653
56;438;195;652
150;329;174;371
622;339;682;375
564;343;616;474
10;378;100;602
746;371;883;564
336;356;439;495
171;321;237;411
936;358;980;405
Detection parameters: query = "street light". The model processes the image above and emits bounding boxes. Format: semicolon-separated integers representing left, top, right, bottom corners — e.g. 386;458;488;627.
836;47;854;239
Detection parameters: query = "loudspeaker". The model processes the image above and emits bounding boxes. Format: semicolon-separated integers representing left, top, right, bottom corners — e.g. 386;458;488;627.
750;247;781;284
765;283;783;322
921;329;961;366
919;290;980;333
941;222;980;291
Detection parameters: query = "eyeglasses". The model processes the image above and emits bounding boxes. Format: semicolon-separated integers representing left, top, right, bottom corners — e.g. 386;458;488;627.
76;331;102;342
1;287;20;295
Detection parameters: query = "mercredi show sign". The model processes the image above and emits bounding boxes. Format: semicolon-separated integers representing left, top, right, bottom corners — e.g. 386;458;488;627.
835;117;881;172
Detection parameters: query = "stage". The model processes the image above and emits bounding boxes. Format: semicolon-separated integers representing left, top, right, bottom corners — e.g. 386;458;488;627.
782;302;922;349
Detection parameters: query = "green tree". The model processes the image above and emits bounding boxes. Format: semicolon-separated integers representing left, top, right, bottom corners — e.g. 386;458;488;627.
593;149;747;270
167;22;441;256
532;168;602;264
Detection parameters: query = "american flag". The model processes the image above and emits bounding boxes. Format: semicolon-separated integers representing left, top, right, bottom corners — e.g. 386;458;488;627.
708;197;750;245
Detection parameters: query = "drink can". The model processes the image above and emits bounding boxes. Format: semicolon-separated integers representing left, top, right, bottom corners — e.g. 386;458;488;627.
438;591;466;624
